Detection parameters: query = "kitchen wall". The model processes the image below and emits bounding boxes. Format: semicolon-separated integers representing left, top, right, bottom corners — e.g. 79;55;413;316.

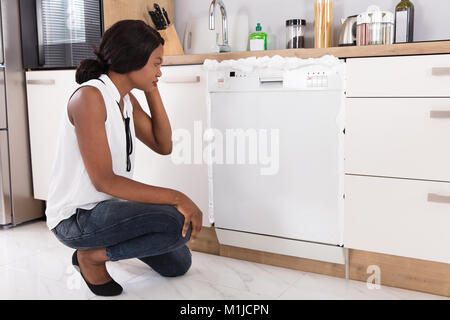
174;0;450;50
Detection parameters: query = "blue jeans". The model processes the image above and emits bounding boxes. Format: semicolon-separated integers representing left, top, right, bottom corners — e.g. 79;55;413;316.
51;199;193;277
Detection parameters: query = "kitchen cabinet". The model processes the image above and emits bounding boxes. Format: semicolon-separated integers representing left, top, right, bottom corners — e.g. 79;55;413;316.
347;54;450;97
25;70;78;200
345;98;450;182
345;175;450;264
132;65;210;227
345;54;450;263
26;66;210;228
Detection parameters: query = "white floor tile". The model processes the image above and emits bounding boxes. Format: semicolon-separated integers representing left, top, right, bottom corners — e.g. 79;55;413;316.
120;272;274;300
0;223;59;267
0;264;94;299
183;251;303;298
1;221;448;300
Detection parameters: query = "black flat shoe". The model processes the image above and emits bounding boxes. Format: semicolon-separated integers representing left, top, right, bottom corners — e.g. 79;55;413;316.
72;250;123;296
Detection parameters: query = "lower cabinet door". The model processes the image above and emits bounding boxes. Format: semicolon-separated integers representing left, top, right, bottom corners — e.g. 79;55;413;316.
132;65;211;226
26;70;77;200
344;174;450;264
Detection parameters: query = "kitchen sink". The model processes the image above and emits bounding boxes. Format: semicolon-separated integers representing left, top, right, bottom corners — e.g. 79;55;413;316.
183;14;249;54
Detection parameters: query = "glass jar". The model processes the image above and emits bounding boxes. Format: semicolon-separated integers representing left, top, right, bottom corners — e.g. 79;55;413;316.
382;11;394;44
368;10;383;45
314;0;333;48
286;19;306;49
356;13;370;46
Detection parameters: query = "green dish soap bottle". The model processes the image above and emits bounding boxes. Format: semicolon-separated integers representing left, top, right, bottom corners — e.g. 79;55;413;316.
249;23;267;51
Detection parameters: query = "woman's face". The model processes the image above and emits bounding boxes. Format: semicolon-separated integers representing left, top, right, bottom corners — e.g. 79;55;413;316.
129;44;164;92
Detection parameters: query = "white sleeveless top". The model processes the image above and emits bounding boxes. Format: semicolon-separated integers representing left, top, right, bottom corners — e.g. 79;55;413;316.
45;74;136;230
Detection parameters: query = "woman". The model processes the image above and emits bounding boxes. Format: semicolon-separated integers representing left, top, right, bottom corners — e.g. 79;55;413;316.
45;20;203;297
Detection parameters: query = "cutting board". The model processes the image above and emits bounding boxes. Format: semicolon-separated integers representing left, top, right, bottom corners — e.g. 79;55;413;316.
183;14;249;54
102;0;183;55
102;0;174;31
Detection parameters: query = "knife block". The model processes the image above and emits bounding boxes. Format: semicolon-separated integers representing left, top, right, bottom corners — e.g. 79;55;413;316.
158;24;184;56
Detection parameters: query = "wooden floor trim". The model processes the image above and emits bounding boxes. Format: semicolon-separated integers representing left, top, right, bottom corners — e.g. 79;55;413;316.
187;226;450;298
349;249;450;297
219;244;346;279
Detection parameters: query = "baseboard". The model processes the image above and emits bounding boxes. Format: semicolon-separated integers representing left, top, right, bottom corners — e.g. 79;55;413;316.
349;249;450;297
187;226;450;297
186;225;220;255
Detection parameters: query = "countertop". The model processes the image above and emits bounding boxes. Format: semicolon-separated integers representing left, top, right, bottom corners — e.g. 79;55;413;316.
162;40;450;66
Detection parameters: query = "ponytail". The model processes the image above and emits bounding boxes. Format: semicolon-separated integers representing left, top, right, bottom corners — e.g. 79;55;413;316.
75;49;109;84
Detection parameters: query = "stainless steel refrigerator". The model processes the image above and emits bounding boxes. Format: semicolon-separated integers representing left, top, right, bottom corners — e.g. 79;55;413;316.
0;0;44;227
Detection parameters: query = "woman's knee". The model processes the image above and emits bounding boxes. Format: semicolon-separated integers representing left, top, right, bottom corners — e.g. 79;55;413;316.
163;205;193;242
164;204;186;227
155;246;192;277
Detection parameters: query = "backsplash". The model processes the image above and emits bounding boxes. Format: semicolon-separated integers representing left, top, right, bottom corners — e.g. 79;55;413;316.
174;0;450;50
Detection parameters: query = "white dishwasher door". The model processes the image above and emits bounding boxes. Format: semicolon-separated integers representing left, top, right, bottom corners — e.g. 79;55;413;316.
210;90;344;245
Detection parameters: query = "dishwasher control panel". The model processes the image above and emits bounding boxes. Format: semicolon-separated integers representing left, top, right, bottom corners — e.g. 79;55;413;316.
209;66;344;92
306;72;328;88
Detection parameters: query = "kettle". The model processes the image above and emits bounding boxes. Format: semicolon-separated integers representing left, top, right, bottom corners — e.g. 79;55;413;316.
338;15;358;46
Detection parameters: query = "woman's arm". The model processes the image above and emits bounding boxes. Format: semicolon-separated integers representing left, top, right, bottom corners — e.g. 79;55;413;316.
131;88;172;155
69;87;202;240
69;86;179;203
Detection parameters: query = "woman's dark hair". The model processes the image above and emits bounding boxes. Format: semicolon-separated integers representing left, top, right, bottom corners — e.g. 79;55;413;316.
76;20;165;84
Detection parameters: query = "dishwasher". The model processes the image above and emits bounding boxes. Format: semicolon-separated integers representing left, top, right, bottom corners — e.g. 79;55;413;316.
204;55;346;264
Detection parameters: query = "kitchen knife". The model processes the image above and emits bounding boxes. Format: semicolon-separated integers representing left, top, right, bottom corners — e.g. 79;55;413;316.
162;7;171;25
153;3;167;29
148;10;160;29
149;10;165;30
153;3;163;16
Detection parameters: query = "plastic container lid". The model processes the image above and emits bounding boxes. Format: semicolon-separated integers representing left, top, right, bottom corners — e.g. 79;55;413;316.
382;11;394;24
286;19;306;26
256;23;262;31
357;12;371;25
370;10;383;23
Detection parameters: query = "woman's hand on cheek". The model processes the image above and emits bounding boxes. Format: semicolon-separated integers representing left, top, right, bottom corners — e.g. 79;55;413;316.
145;82;159;94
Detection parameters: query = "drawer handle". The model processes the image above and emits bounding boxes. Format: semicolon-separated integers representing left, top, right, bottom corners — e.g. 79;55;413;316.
427;193;450;204
160;76;200;83
26;79;55;85
431;67;450;76
430;110;450;119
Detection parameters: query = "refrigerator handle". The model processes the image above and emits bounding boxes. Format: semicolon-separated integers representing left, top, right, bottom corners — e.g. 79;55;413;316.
35;0;45;66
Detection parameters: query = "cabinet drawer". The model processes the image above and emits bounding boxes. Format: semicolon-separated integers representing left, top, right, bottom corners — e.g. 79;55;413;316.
345;98;450;182
347;54;450;97
344;175;450;264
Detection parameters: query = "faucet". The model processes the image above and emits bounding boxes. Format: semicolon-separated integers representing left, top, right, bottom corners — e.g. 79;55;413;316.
209;0;231;53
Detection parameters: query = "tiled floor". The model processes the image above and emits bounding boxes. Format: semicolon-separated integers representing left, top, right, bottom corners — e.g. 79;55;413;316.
0;220;448;300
